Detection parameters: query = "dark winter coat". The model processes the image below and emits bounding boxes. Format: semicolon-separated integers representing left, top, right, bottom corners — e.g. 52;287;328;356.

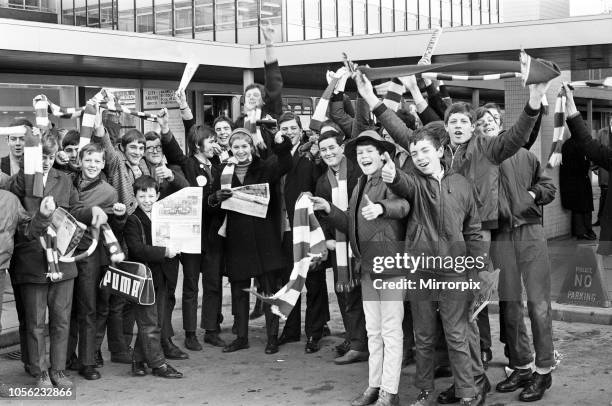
560;136;593;212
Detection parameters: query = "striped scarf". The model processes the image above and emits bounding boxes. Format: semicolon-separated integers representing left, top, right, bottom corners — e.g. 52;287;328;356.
547;78;612;167
249;192;327;319
217;161;239;238
328;156;356;292
23;126;44;198
244;108;267;152
380;78;406;112
358;51;560;86
310;76;341;132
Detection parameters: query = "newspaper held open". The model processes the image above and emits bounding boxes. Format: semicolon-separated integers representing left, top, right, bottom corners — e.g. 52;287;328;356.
152;187;203;254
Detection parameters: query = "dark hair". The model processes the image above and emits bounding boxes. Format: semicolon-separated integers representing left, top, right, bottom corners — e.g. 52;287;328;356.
422;121;448;146
476;103;503;126
10;117;33;128
213;116;234;129
62;130;80;148
79;142;105;160
319;120;342;134
444;102;475;124
121;129;146;148
355;138;384;155
144;131;160;142
188;124;216;155
409;127;443;150
278;111;302;129
41;134;59;155
133;175;159;194
317;130;344;147
244;83;266;98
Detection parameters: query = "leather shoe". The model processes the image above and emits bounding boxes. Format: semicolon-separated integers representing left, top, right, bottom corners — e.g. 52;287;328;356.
184;335;203;351
437;384;459;404
265;336;279;354
131;360;147;377
304;337;320;354
79;365;101;380
481;348;492;370
204;332;226;347
152;363;183;379
95;350;104;368
459;393;485;406
334;350;369;365
434;365;453;378
351;386;379;406
375;389;399;406
162;339;189;360
496;368;532;392
335;340;351;356
518;372;551;402
410;389;433;406
277;332;300;346
223;337;250;353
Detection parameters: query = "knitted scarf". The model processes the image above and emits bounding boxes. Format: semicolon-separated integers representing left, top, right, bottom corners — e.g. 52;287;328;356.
244;108;267;152
216;159;250;237
547;77;612;167
310;76;340;132
249;192;327;319
23;126;44;198
328;156;356;292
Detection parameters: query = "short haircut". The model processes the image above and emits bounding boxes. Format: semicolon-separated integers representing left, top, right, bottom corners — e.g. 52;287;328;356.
444;102;475;124
409;126;443;150
477;102;504;126
144;131;160;142
10;117;33;128
317;130;344;147
133;175;159;194
121;129;146;148
229;128;254;149
188;124;216;155
355;138;384;155
79;142;105;160
278;111;302;129
42;134;59;155
213;116;234;129
62;130;80;148
319;120;342;134
244;83;265;97
422;121;448;146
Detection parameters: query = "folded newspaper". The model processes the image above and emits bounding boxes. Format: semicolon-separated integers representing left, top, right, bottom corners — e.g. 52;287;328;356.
470;268;500;322
49;207;87;256
221;183;270;218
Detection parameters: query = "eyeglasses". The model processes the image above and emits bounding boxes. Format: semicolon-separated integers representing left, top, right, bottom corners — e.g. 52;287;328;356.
145;146;162;153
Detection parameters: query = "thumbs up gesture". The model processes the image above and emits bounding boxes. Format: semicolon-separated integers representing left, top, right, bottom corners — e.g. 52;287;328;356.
381;151;396;183
361;194;383;221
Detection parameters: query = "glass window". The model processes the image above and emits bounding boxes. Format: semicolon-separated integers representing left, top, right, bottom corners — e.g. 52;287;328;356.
353;0;366;35
451;0;461;26
431;0;440;27
462;0;471;25
136;0;153;33
304;0;319;40
472;0;480;25
87;0;100;28
237;0;258;44
481;0;489;23
441;0;451;27
394;0;405;32
261;0;282;42
215;0;236;43
99;0;114;29
174;0;192;37
407;0;418;30
74;0;86;26
321;0;336;38
118;0;134;31
381;0;393;33
195;0;213;40
491;0;498;23
286;0;304;41
155;0;172;35
62;0;74;25
337;0;351;36
367;0;379;34
418;0;429;29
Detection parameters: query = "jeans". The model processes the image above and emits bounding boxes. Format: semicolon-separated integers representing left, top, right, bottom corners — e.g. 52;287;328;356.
361;273;404;394
133;302;165;369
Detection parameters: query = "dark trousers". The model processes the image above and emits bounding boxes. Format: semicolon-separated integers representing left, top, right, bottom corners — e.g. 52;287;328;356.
280;231;330;339
96;285;131;354
22;279;74;376
598;185;608;222
133;302;165;369
492;224;555;369
9;271;29;367
477;307;491;351
331;254;367;352
412;296;475;399
230;271;282;340
181;252;223;333
571;211;593;237
403;301;415;352
123;301;136;348
153;258;179;342
67;256;103;366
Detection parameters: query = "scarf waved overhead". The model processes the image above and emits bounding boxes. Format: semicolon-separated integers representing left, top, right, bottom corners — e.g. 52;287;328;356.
244;108;268;153
249;192;327;319
547;78;612;168
357;50;560;86
328;157;357;292
309;75;341;132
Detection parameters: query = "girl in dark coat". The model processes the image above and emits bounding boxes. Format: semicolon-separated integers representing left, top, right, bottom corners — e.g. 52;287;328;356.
560;134;596;240
208;128;293;354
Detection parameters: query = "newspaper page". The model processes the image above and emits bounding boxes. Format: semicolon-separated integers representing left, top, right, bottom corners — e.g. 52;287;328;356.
221;183;270;218
152;187;203;254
